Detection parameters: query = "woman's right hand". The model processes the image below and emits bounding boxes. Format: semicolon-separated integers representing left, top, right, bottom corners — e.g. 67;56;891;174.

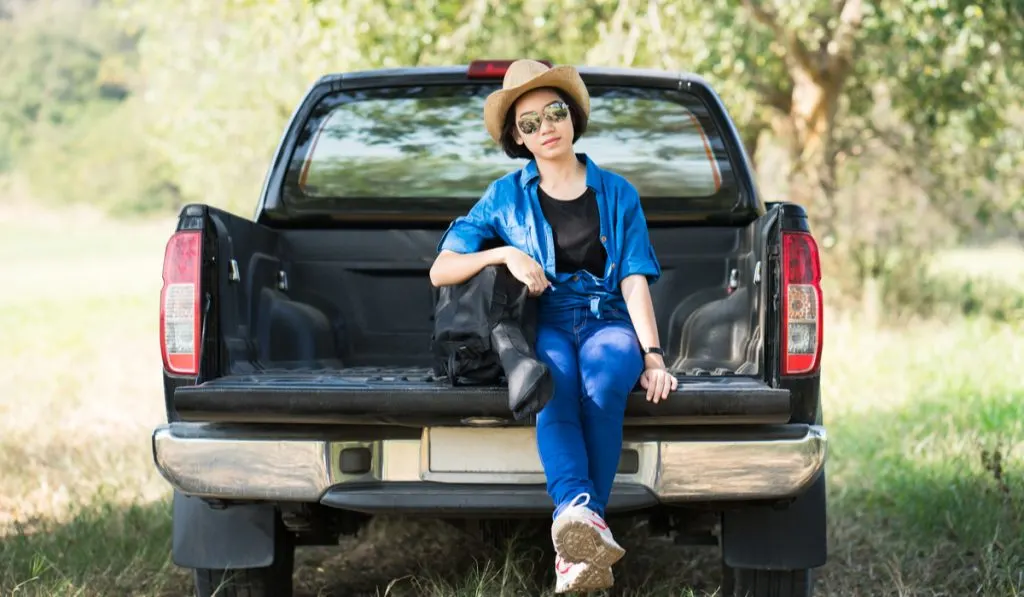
503;247;550;296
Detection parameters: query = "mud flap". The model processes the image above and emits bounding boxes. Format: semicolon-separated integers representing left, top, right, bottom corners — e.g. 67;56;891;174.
171;491;278;569
721;471;828;569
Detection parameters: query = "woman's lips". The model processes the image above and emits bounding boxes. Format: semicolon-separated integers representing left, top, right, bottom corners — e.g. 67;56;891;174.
542;137;561;146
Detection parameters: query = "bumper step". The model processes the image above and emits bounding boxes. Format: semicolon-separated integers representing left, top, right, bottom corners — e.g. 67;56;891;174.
320;483;658;515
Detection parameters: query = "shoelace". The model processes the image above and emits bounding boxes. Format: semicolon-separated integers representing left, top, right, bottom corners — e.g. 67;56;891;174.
567;492;591;509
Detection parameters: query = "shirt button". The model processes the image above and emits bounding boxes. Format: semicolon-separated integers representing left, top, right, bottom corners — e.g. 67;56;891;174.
609;263;616;270
600;235;607;243
572;275;579;281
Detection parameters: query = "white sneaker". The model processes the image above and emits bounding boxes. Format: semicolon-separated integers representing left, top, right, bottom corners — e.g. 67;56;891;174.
554;555;614;593
551;493;625;568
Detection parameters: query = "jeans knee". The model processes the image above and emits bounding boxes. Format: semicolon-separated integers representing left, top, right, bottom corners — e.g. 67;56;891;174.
582;352;643;404
581;395;626;421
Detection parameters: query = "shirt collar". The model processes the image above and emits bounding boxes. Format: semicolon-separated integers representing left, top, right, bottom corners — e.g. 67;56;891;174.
519;153;603;193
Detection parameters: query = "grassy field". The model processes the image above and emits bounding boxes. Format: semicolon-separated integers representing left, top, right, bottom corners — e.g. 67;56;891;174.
0;205;1021;596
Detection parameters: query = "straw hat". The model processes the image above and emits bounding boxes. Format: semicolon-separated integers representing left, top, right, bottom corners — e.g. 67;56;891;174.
482;60;591;144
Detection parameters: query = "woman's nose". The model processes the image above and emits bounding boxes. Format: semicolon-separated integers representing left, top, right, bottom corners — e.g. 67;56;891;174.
540;117;557;134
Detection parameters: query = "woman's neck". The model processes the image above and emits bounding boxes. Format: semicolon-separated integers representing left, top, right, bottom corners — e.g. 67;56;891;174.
536;152;584;189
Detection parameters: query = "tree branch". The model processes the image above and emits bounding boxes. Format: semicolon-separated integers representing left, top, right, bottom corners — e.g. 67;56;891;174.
755;80;793;114
432;0;489;58
740;118;768;167
826;0;864;78
609;0;631;43
742;0;822;81
645;0;678;71
586;0;635;66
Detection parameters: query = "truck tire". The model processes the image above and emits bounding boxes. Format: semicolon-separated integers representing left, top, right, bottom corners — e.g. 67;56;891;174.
721;564;813;597
192;530;295;597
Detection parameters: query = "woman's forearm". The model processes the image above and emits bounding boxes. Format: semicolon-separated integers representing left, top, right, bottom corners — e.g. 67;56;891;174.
429;247;511;287
621;274;666;368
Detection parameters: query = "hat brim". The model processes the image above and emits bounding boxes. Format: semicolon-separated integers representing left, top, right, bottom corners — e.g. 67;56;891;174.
483;66;591;144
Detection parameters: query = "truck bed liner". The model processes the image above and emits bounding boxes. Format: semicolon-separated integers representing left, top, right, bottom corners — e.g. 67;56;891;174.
173;367;792;426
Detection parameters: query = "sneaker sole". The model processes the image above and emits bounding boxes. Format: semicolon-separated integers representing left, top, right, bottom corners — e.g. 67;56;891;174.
551;519;625;568
556;565;614;593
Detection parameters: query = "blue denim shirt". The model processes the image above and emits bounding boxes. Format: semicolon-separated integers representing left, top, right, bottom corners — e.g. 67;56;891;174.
437;154;661;319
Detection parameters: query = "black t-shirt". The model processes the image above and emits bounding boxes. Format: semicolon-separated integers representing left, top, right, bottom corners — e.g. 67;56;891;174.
538;186;607;277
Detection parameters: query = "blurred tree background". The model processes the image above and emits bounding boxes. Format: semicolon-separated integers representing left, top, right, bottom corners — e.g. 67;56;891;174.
1;0;1021;318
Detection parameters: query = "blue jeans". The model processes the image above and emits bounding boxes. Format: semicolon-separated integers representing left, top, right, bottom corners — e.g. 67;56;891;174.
535;305;644;519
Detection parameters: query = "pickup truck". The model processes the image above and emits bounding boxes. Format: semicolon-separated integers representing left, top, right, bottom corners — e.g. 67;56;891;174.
153;61;828;597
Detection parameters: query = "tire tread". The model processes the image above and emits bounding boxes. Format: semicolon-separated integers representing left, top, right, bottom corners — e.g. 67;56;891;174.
724;566;812;597
192;518;294;597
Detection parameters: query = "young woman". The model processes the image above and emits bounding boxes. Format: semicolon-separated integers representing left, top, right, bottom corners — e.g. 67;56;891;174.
429;59;678;593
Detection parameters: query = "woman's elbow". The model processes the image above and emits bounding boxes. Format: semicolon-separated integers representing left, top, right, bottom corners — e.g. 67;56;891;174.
620;273;646;290
429;261;444;287
429;253;452;287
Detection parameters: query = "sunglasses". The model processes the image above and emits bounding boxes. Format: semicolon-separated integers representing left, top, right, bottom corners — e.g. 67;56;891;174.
516;101;570;135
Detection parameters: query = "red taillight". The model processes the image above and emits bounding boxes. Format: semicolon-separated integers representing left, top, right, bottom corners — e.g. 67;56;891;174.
160;231;202;376
467;59;553;79
781;231;823;375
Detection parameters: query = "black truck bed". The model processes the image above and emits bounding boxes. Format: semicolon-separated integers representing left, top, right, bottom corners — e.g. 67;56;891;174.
173;367;791;426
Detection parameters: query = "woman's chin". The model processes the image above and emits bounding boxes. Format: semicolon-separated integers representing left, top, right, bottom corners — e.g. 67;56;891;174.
533;141;572;161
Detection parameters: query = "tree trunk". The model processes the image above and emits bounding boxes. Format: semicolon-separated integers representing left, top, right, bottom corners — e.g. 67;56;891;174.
742;0;863;244
860;274;882;326
740;120;766;171
786;71;842;243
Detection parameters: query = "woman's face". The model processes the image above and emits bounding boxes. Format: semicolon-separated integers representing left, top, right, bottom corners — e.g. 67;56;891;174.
513;88;575;161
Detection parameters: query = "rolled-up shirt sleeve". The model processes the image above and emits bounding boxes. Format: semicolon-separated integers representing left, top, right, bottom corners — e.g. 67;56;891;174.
436;183;500;254
619;185;662;285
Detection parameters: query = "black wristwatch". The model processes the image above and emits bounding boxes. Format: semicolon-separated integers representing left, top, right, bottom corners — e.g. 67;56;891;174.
642;346;665;357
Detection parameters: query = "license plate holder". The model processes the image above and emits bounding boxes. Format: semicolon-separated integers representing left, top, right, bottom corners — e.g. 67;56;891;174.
423;427;545;482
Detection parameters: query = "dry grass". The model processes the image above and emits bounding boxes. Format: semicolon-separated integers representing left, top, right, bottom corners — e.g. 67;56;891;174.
0;204;1021;596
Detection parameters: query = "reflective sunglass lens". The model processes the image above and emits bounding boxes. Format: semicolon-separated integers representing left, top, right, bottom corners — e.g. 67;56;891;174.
517;114;541;135
545;103;569;122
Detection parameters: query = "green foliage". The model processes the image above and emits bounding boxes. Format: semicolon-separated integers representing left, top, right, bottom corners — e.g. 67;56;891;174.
881;264;1024;323
0;1;127;170
651;0;1024;301
0;0;1022;313
19;100;181;215
649;0;1024;134
118;0;632;213
860;0;1024;137
0;0;179;214
341;0;617;66
117;0;355;212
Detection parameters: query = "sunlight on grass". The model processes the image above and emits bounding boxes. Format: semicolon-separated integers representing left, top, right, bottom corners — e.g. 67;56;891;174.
819;312;1023;597
930;243;1024;291
0;207;175;530
820;311;1022;416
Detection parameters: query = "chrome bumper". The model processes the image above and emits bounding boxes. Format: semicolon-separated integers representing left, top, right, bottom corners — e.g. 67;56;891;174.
153;424;827;505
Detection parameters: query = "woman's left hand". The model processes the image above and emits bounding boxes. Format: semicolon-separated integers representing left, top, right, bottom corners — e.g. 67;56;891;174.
640;366;678;404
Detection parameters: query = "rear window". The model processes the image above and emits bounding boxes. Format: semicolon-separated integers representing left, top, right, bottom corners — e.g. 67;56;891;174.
282;83;738;213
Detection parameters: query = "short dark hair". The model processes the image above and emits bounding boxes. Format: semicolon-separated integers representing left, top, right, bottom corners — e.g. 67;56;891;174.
499;88;588;160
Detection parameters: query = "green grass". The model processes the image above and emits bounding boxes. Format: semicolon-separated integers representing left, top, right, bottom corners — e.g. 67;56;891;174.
0;499;186;597
0;205;1021;596
817;315;1023;597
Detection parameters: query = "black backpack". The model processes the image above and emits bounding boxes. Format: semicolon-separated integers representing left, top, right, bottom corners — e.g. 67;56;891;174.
430;264;535;385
